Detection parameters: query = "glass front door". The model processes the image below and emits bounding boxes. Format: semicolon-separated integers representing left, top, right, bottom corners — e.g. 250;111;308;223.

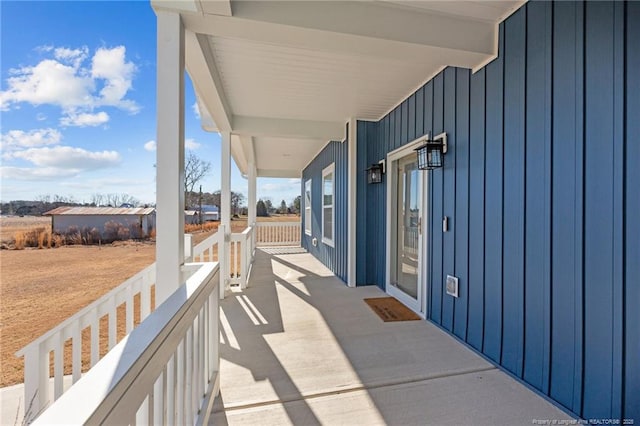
388;152;424;313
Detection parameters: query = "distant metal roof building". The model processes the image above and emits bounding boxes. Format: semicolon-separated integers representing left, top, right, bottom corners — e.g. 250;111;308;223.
44;207;156;216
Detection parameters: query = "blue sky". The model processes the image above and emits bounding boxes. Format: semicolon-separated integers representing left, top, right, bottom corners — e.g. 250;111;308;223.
0;1;300;206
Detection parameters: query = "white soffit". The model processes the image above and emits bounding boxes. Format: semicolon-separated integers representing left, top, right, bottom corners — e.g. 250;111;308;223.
253;137;328;178
207;36;473;123
382;1;524;23
174;0;525;175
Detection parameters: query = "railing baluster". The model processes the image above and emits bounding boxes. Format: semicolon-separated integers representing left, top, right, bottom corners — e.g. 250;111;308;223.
72;324;82;383
141;277;151;321
198;309;205;403
155;366;167;424
108;298;117;350
136;394;149;425
23;343;50;418
90;312;99;367
176;341;184;425
148;386;155;425
53;333;64;399
168;355;176;425
126;285;134;334
185;327;193;426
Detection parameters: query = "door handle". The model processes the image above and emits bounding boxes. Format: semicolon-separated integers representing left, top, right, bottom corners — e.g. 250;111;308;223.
418;217;422;235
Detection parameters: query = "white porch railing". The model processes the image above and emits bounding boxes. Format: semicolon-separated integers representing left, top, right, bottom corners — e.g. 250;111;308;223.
230;225;254;289
15;263;156;418
191;230;222;263
16;230;222;421
15;222;292;422
255;221;301;247
33;262;220;425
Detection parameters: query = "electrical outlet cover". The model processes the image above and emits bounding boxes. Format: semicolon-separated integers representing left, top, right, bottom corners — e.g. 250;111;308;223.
446;275;459;298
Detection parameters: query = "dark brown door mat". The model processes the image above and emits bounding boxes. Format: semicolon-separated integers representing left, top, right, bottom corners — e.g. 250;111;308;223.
364;297;421;322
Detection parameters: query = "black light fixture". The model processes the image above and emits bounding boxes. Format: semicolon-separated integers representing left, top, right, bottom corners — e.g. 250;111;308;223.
366;162;384;184
415;133;447;170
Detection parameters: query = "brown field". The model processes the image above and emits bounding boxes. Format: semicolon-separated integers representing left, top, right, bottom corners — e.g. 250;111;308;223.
0;216;51;243
0;215;299;387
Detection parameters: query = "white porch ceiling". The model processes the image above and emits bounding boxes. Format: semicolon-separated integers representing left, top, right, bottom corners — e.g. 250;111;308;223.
152;0;525;178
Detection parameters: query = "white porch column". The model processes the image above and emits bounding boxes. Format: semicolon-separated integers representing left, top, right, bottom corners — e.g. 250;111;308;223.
248;161;257;252
220;131;231;298
248;162;257;224
156;11;185;305
347;118;357;287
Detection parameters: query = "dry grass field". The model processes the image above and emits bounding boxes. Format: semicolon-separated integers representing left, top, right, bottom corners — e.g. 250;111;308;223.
0;215;299;387
0;216;51;244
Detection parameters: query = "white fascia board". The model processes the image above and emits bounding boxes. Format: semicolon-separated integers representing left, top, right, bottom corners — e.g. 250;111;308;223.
184;31;232;132
180;11;495;65
233;115;344;141
257;169;304;179
230;1;496;56
471;0;527;73
240;135;256;164
230;134;249;175
151;0;199;13
198;0;232;16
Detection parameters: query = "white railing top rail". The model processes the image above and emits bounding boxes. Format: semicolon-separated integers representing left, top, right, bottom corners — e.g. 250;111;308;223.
15;263;156;358
192;229;221;258
33;261;219;425
230;226;252;241
255;221;300;227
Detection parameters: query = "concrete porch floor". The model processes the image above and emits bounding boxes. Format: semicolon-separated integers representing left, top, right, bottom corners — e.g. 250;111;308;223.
210;248;574;426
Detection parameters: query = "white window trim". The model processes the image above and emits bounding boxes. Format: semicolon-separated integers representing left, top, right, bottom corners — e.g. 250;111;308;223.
304;179;312;236
322;163;335;247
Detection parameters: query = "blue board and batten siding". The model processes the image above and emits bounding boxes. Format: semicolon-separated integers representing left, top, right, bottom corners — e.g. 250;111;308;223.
352;1;638;420
301;139;349;282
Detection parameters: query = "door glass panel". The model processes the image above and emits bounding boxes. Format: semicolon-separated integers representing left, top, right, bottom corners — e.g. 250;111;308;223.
392;156;419;299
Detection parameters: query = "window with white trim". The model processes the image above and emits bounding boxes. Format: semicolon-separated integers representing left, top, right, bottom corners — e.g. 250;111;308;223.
322;163;335;246
304;179;312;236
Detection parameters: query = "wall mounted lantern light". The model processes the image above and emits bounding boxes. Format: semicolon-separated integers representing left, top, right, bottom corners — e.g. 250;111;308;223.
366;162;384;184
415;132;447;170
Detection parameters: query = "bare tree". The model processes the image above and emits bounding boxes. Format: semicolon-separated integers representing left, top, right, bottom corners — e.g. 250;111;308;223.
199;190;244;215
101;193;140;207
36;194;51;204
231;192;245;215
91;193;105;206
184;152;211;208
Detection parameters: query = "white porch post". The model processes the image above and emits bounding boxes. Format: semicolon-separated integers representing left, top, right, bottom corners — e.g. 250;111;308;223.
220;131;231;298
248;160;257;251
347;118;357;287
156;11;185;305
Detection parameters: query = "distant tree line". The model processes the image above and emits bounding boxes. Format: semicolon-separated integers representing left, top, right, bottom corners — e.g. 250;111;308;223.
185;190;245;216
0;193;146;216
256;195;301;217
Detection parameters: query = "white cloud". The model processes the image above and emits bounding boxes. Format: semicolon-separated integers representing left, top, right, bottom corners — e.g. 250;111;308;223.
192;101;201;119
1;59;94;110
1;166;81;181
54;46;89;68
144;140;156;151
36;113;47;121
185;138;200;150
0;45;138;114
1;128;62;151
11;146;120;170
91;46;138;112
60;111;110;127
